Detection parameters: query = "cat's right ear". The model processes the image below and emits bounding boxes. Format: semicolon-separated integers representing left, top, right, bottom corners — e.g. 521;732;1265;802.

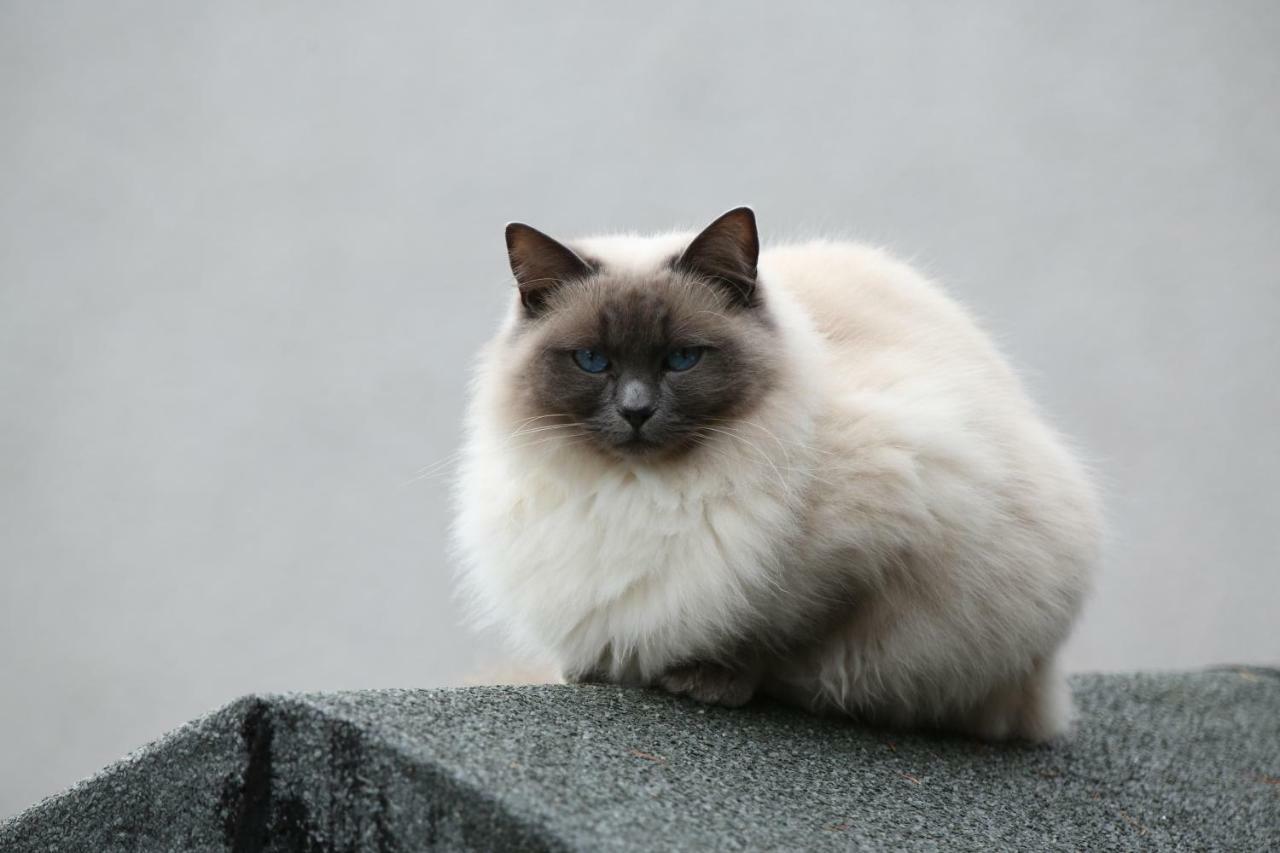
505;223;594;316
675;206;760;308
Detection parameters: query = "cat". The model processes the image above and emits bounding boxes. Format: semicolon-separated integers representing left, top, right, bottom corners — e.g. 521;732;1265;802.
454;207;1100;741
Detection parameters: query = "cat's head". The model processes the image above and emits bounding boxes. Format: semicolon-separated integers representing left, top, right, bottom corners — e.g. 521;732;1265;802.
500;207;780;460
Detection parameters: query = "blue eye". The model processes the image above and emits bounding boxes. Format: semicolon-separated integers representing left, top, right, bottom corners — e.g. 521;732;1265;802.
666;347;704;371
573;348;609;373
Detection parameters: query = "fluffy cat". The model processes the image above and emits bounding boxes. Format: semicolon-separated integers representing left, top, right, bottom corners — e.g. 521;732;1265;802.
454;207;1100;741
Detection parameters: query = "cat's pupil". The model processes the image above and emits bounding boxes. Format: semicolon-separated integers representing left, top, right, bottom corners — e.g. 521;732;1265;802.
666;347;703;372
573;349;609;373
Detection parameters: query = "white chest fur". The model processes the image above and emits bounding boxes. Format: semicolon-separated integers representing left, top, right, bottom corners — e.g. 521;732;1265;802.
455;433;808;681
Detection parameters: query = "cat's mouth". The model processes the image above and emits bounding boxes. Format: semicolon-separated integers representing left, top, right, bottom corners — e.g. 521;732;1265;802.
576;417;702;460
616;433;660;453
602;426;703;461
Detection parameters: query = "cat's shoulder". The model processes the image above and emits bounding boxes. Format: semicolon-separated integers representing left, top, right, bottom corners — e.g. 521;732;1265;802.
760;239;951;314
762;239;925;282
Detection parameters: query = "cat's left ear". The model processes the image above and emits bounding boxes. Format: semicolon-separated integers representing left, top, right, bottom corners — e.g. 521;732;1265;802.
675;206;760;308
505;223;595;316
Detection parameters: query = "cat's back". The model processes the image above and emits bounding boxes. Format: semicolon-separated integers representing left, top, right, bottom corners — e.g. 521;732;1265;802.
761;239;1095;510
761;240;1020;397
763;239;1098;548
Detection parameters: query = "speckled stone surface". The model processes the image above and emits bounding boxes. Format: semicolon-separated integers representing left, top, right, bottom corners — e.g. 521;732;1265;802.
2;669;1277;851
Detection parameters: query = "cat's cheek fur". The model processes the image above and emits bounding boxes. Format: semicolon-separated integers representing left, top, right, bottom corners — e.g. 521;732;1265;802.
454;229;1101;743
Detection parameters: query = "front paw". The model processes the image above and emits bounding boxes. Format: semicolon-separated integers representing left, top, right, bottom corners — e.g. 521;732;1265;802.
657;661;758;708
563;668;609;685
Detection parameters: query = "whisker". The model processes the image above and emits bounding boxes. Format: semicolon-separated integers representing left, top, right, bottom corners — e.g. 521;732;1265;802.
508;412;578;430
697;425;793;496
507;423;586;439
698;425;840;493
703;416;836;457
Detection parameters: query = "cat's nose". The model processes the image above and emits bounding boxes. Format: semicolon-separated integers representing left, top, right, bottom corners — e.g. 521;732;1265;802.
617;380;656;429
619;402;656;429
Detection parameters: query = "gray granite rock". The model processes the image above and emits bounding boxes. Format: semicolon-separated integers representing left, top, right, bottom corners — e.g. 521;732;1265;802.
2;669;1277;851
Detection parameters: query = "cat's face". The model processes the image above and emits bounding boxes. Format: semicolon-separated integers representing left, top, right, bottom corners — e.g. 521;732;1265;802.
503;208;779;459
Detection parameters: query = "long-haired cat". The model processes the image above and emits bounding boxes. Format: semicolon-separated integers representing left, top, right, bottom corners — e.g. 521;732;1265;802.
455;207;1100;741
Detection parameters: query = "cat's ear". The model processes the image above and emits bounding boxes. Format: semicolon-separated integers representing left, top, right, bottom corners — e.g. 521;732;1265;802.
675;206;760;307
505;223;594;316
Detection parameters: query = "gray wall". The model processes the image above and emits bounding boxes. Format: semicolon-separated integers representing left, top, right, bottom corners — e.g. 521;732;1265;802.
2;1;1277;818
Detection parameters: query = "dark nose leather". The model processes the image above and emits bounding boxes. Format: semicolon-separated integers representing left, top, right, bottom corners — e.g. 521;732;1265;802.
618;379;656;429
619;403;656;429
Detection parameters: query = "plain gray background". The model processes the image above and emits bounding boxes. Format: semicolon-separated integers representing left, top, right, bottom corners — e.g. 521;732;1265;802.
2;1;1277;818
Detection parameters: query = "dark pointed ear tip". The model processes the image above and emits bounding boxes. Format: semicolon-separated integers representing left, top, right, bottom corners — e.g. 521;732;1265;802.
505;222;543;253
717;206;758;237
720;206;755;223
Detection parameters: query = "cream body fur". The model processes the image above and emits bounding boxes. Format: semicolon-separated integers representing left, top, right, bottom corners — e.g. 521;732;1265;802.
456;221;1100;741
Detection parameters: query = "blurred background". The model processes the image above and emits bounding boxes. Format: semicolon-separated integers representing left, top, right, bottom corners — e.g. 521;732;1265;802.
3;0;1278;818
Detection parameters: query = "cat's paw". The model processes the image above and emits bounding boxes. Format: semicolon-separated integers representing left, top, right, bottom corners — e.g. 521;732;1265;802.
657;661;758;707
563;668;609;685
